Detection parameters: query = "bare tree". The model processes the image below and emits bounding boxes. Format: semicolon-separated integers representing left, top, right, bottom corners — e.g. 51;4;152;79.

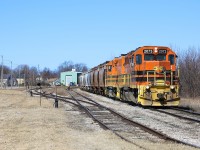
178;47;200;98
29;66;38;86
74;63;88;72
0;65;10;75
57;61;88;74
41;67;57;80
57;61;74;73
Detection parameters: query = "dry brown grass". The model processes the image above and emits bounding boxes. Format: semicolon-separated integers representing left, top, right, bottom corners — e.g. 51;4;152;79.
41;86;69;96
179;97;200;112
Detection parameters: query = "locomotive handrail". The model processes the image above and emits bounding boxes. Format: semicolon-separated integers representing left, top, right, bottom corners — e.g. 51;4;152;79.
147;70;178;86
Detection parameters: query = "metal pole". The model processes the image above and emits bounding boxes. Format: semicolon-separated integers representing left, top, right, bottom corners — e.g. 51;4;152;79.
33;72;35;86
1;56;3;88
19;67;21;87
55;86;58;108
11;61;12;89
40;86;41;106
24;73;25;88
171;65;173;85
38;65;41;106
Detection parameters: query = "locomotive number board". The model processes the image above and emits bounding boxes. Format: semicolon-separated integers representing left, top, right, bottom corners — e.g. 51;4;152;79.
143;49;167;54
158;49;167;54
143;49;153;54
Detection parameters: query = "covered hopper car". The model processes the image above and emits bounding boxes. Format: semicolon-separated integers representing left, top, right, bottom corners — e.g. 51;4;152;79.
79;46;180;106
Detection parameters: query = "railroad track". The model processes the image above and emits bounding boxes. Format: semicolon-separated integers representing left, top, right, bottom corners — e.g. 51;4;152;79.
67;90;200;149
171;107;200;116
150;107;200;124
29;88;200;149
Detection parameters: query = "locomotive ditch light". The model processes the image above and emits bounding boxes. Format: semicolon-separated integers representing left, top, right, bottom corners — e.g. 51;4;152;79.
146;85;151;92
170;85;176;93
170;85;175;90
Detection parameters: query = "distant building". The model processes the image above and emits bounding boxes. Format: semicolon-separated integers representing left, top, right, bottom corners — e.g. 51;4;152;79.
0;74;18;87
47;78;61;86
60;70;82;86
17;78;25;85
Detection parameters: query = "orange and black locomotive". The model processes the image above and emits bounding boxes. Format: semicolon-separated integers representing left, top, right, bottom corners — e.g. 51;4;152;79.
79;46;180;106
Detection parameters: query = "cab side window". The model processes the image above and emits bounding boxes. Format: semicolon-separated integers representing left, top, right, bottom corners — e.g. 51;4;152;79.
108;65;112;72
131;56;134;63
168;55;174;65
136;54;142;64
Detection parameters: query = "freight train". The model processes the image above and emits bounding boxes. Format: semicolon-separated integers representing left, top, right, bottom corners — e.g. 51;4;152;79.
79;46;180;106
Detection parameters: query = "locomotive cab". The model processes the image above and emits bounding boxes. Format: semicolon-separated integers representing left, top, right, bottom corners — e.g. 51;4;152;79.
134;46;180;106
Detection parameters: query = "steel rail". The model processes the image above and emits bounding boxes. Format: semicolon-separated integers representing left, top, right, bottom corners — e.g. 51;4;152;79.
29;88;200;149
170;107;200;116
67;90;147;150
150;108;200;123
72;90;200;149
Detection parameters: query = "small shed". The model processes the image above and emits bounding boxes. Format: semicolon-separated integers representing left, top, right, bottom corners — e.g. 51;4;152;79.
47;78;61;86
60;70;82;86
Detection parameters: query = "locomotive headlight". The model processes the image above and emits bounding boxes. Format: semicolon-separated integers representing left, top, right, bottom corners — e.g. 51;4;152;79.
154;47;158;53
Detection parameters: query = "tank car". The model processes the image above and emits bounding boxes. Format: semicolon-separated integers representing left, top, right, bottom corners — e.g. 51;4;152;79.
78;74;84;89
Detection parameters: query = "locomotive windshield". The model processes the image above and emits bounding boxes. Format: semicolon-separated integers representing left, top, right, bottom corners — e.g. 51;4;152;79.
144;54;166;61
157;54;166;60
144;54;154;60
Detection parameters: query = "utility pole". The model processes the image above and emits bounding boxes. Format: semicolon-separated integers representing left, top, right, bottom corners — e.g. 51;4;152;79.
11;61;12;89
1;56;3;88
18;66;21;87
38;64;41;106
38;64;40;82
24;73;25;88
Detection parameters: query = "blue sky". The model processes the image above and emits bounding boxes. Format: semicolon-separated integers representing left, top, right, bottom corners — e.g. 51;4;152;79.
0;0;200;70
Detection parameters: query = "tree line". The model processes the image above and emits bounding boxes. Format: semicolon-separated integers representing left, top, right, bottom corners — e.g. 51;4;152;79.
0;61;88;86
177;47;200;98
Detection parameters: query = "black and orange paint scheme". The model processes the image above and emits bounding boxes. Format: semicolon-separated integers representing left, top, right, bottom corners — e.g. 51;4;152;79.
79;46;180;106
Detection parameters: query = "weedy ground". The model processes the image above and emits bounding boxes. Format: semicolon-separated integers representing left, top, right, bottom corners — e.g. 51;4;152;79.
179;97;200;112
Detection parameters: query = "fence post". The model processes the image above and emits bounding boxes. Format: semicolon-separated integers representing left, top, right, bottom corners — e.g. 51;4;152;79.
30;90;33;97
55;97;58;108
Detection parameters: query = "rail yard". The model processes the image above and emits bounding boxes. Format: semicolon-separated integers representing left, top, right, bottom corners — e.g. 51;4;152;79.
1;45;200;150
0;47;199;150
0;87;199;150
